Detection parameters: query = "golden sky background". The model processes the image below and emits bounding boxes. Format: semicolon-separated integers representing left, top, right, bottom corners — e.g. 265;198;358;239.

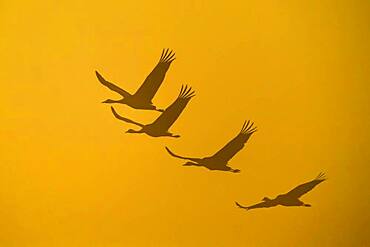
1;0;369;246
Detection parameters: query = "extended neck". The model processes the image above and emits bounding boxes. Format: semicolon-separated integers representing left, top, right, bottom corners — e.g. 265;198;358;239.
103;99;124;104
126;129;145;134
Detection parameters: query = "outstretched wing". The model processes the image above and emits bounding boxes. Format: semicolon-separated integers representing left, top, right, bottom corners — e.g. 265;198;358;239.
235;201;273;210
285;172;326;198
133;49;176;103
211;121;257;163
150;85;195;131
96;71;131;98
110;107;144;127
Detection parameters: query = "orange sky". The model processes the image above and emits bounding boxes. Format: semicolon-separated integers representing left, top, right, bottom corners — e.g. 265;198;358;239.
0;0;369;246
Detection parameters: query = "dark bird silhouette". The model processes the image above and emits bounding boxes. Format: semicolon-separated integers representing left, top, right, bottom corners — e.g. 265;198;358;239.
110;85;195;138
235;173;327;210
165;121;257;173
96;49;176;112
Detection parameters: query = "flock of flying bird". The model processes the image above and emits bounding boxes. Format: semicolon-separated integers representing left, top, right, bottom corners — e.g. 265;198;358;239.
95;49;326;211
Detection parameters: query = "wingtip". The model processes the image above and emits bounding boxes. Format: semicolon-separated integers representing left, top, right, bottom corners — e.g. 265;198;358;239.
316;172;327;181
241;120;250;132
178;84;195;98
160;48;176;63
241;120;257;134
249;127;258;134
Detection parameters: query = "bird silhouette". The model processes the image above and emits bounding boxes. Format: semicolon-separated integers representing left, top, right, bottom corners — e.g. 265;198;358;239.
96;49;175;112
235;172;326;210
165;121;257;173
110;85;195;138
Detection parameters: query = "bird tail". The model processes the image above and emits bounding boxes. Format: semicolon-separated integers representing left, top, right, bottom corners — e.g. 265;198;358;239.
165;147;201;163
235;201;249;210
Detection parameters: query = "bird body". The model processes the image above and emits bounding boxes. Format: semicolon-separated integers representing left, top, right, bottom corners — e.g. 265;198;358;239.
96;49;175;112
165;121;257;173
274;194;310;207
235;173;326;210
111;85;195;138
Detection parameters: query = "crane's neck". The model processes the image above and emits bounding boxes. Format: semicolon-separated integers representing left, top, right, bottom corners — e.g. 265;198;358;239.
103;99;124;104
126;129;144;134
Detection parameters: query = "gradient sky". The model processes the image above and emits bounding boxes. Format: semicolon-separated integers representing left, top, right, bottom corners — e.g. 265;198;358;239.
1;0;369;246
